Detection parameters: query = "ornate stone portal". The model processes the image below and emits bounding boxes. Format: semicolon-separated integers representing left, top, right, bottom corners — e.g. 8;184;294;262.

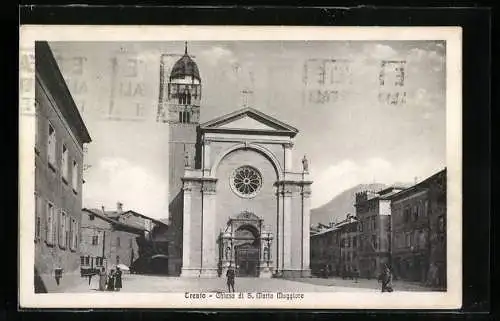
218;211;274;278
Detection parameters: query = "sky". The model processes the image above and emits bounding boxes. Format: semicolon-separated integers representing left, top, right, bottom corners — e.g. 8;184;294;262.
47;40;446;220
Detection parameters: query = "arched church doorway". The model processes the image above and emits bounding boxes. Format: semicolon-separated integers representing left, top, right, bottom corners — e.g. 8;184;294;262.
234;225;260;277
218;211;274;278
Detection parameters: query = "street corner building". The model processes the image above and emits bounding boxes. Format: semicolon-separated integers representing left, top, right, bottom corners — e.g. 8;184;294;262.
33;42;92;293
159;45;313;278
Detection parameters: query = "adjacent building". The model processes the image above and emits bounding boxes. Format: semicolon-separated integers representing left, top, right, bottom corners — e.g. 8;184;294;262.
34;41;92;293
338;214;359;277
355;187;404;278
389;168;446;288
309;168;446;289
81;203;170;275
80;208;144;276
310;223;341;277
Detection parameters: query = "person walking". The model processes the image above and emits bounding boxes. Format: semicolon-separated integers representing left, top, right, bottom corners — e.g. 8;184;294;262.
98;267;107;291
107;269;115;291
226;265;235;293
114;267;123;291
379;265;394;293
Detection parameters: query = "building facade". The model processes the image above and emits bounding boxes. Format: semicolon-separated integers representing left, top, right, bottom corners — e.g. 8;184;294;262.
34;41;92;292
355;187;403;278
310;224;341;277
389;169;446;288
338;214;359;277
161;46;313;278
80;208;143;275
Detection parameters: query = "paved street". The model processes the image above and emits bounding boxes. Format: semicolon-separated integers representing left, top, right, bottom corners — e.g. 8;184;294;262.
66;273;434;293
289;276;437;292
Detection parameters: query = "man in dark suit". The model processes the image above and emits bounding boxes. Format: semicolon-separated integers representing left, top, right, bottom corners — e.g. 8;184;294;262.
226;265;235;293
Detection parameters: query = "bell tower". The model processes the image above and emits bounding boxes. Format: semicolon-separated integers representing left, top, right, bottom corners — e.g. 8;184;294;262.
157;42;202;203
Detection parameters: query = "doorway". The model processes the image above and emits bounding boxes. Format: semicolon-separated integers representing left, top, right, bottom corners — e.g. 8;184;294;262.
235;243;259;277
233;225;260;277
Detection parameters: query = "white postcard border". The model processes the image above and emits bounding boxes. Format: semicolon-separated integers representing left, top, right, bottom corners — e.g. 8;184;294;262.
19;25;462;309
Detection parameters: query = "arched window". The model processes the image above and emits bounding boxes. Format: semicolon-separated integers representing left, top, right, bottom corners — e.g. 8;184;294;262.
186;90;191;105
179;112;182;122
186;112;190;123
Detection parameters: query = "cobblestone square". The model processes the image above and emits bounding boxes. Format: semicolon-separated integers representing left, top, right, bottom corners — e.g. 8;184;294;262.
66;273;434;293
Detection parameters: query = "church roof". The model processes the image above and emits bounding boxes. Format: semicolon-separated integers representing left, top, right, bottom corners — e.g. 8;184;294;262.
169;46;200;81
200;107;299;137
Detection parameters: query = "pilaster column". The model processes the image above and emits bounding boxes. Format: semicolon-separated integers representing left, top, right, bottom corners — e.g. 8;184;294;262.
282;185;293;271
200;180;218;277
301;183;312;277
275;186;284;273
284;142;293;172
181;181;194;277
203;139;211;175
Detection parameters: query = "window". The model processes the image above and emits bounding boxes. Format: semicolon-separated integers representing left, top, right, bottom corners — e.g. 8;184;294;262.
73;221;79;249
80;256;85;265
412;205;418;222
353;237;357;248
96;257;103;266
404;207;411;223
65;215;71;249
418;230;427;248
424;200;429;217
438;216;445;233
72;160;78;192
230;166;263;198
85;256;90;265
47;123;57;169
59;211;67;248
61;144;69;182
34;101;40;153
92;235;99;245
405;232;412;248
371;235;377;249
35;194;42;241
46;202;55;245
116;236;121;247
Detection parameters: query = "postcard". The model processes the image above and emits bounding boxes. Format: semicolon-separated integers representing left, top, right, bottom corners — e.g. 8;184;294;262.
19;25;462;309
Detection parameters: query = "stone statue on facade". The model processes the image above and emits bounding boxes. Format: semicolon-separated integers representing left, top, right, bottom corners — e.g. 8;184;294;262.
302;155;309;172
184;150;190;168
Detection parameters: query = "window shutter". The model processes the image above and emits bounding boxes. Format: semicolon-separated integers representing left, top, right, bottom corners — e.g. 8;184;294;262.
46;203;54;245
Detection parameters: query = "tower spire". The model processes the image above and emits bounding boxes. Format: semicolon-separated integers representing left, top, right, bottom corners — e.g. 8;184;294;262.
185;41;188;55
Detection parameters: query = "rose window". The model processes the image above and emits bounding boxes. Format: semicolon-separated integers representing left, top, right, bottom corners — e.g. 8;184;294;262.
230;166;262;198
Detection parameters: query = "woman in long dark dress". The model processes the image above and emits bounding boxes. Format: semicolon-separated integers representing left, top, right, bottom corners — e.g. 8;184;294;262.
114;267;123;291
107;269;115;291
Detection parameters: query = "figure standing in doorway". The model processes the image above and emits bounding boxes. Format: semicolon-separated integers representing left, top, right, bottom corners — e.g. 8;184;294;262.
226;265;235;293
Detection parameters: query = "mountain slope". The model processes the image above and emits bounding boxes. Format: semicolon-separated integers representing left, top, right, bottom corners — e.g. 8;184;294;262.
310;183;387;226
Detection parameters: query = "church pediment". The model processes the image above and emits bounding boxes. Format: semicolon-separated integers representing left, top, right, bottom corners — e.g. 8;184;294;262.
200;107;298;137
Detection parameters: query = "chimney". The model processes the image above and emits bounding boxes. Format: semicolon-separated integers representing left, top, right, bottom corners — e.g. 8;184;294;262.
117;202;123;214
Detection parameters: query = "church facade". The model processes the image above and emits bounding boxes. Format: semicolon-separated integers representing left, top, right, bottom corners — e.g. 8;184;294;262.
158;45;312;278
